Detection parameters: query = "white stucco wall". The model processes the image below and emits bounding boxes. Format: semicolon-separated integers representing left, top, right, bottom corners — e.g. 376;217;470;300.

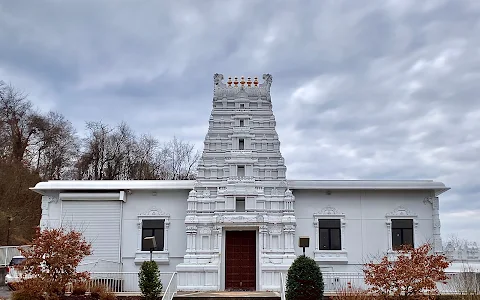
293;189;435;272
39;186;440;278
121;189;189;273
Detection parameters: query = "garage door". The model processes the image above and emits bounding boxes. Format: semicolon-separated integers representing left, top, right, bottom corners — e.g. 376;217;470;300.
61;201;122;270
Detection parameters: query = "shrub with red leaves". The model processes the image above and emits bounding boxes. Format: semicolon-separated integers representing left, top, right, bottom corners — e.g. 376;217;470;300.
363;243;450;299
15;226;92;299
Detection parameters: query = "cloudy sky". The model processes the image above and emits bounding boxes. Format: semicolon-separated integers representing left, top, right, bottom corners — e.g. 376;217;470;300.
1;0;479;245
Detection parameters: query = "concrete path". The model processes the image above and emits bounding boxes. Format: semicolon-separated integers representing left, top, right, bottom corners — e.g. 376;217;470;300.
0;286;11;299
176;291;280;297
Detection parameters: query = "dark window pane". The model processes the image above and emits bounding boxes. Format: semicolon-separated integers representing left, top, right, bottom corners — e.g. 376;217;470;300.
319;219;340;229
154;229;165;251
330;228;341;250
392;219;413;229
141;219;165;251
403;228;413;247
392;228;403;250
143;219;164;229
319;229;330;250
236;198;245;212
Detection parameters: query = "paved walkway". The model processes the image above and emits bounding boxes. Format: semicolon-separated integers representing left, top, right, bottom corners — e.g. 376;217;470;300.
176;291;280;297
0;286;11;299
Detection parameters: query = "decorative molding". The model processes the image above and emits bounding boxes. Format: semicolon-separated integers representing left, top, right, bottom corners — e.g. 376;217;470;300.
217;214;263;224
259;225;268;233
313;206;347;252
138;207;170;217
314;250;348;263
423;197;434;205
199;227;212;235
186;226;198;234
269;225;282;235
137;207;171;254
313;205;345;219
283;224;295;233
385;206;419;252
46;196;59;203
385;206;417;218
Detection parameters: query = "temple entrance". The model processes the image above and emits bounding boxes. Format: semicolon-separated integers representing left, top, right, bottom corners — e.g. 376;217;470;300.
225;230;256;291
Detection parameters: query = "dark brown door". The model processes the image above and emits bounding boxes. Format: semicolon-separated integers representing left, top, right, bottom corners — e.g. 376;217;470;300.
225;230;256;291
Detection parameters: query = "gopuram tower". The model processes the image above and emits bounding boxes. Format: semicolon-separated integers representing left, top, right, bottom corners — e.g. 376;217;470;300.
176;74;296;291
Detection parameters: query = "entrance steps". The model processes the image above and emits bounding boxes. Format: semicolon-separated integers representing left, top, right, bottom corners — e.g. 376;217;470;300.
174;291;280;300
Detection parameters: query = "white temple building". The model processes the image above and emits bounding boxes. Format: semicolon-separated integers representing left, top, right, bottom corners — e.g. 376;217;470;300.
32;74;450;292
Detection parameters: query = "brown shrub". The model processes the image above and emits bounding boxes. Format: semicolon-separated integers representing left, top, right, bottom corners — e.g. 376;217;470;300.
332;282;371;300
72;281;88;295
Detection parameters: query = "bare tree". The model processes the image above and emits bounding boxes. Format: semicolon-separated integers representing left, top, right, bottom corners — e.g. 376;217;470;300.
75;122;199;180
127;134;159;180
158;136;200;180
29;112;79;179
0;81;39;163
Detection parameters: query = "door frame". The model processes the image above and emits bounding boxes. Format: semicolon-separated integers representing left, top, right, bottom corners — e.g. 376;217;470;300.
220;226;259;291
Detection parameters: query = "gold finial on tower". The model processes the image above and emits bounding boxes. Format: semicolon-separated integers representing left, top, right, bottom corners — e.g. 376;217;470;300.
253;77;259;86
227;77;232;86
240;76;245;86
247;77;252;86
233;77;238;86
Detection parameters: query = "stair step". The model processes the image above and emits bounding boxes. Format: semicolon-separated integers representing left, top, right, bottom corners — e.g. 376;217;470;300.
174;291;280;300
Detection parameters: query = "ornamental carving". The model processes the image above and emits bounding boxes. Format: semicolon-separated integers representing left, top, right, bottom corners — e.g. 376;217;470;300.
203;188;211;197
259;225;268;233
283;225;295;232
186;226;197;233
269;225;282;235
199;227;212;235
386;206;417;217
315;205;344;216
217;214;263;224
139;207;170;217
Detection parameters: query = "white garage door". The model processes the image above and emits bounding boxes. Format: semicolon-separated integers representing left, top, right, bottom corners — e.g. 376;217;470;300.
62;201;122;271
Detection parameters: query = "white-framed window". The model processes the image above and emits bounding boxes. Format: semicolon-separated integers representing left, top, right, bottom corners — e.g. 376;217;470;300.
239;138;245;150
313;206;348;263
235;197;245;212
237;165;245;177
135;207;170;264
385;206;419;253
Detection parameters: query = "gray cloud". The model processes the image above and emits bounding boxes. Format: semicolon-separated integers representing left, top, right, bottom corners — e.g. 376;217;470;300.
0;0;479;244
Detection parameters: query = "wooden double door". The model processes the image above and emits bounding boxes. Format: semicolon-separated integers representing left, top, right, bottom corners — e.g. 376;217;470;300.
225;230;257;291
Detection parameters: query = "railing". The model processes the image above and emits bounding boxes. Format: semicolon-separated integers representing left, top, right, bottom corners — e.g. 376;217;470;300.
323;272;368;293
87;271;176;295
280;272;286;300
78;259;122;273
162;272;177;300
321;272;478;295
0;245;30;266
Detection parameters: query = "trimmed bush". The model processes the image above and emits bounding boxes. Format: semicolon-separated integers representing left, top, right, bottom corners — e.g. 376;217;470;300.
286;255;324;300
139;261;163;300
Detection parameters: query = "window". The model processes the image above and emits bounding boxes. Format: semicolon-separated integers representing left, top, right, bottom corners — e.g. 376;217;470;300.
240;103;245;109
391;219;413;250
239;138;245;150
236;197;245;212
237;165;245;177
142;220;165;251
239;119;244;127
318;219;341;250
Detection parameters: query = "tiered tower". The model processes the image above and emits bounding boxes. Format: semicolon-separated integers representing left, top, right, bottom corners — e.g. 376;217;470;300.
176;74;296;291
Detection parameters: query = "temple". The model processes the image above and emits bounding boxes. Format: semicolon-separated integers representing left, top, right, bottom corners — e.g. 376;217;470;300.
32;73;449;292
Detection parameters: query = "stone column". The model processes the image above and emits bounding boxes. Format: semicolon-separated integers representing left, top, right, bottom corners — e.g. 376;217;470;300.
164;220;170;252
432;197;443;252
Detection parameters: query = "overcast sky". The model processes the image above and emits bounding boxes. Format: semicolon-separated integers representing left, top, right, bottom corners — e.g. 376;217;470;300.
1;0;479;246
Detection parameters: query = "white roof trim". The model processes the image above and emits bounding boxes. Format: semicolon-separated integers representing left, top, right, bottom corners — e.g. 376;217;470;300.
287;180;450;196
30;179;449;196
